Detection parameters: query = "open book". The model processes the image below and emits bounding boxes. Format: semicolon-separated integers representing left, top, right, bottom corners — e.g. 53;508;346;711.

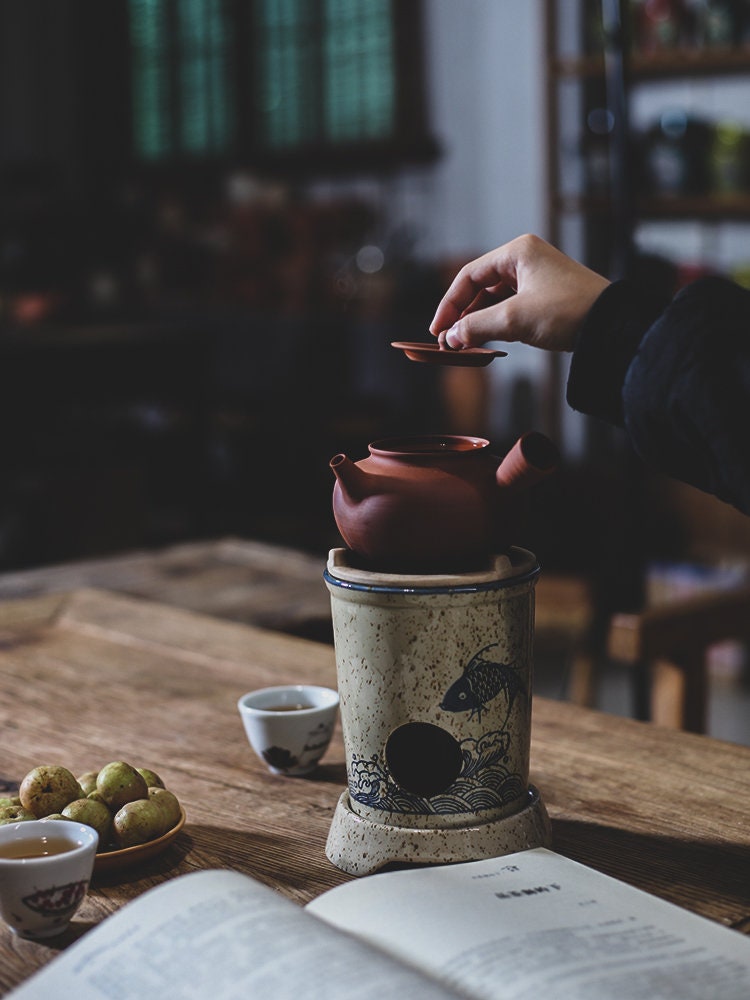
9;848;750;1000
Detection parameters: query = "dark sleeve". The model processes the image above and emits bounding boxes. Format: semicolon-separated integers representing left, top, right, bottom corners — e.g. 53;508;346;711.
567;276;750;515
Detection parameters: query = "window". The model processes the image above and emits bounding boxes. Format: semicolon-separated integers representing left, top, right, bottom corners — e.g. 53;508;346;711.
254;0;395;149
128;0;435;170
129;0;234;160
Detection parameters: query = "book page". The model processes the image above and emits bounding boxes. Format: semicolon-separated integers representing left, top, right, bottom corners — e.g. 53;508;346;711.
307;848;750;1000
9;869;465;1000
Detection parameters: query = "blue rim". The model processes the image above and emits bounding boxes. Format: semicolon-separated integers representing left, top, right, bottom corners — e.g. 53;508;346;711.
323;562;539;595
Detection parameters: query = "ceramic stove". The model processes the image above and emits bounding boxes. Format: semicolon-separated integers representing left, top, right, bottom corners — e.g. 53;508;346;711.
324;546;551;876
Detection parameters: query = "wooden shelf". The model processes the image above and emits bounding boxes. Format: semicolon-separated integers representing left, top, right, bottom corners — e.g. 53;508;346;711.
545;3;750;271
555;45;750;81
556;193;750;220
637;194;750;219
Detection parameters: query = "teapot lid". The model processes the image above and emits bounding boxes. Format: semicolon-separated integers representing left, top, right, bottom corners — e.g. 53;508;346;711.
369;434;489;457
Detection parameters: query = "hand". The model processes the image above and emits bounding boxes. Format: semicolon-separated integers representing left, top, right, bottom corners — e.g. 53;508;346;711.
429;234;610;352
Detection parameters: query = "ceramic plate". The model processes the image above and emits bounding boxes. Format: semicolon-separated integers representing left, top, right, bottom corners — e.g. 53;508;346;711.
391;342;508;367
94;808;186;873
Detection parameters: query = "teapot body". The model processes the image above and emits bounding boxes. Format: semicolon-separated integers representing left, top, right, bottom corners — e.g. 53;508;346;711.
331;435;513;572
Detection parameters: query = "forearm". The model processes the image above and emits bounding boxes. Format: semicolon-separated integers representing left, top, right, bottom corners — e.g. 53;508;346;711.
567;280;657;426
567;276;750;514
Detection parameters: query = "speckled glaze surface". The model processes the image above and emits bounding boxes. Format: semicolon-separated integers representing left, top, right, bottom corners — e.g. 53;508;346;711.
324;547;541;837
326;785;551;876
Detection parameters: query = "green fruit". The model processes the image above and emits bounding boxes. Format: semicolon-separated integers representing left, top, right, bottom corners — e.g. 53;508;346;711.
96;762;148;811
136;768;164;789
87;790;107;804
0;795;21;808
113;799;166;847
148;787;181;830
0;804;35;824
62;798;113;846
44;813;67;821
77;770;99;796
19;765;81;818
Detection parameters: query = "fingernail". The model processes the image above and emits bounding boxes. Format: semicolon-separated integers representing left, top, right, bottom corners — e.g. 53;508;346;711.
445;327;462;349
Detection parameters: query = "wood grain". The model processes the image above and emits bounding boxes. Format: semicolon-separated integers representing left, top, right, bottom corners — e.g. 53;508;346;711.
0;537;334;642
0;588;748;994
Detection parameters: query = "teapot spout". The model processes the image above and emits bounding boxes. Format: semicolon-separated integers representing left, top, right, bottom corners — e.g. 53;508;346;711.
495;431;559;492
330;453;371;504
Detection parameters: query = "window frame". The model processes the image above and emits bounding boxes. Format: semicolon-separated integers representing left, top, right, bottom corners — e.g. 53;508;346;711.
125;0;439;176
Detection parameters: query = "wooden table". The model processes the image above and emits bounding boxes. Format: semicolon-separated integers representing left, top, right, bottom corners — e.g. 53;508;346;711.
0;535;595;692
1;588;749;995
0;538;334;642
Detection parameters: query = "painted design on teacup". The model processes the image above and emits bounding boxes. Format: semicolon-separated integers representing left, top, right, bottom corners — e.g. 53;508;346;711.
302;722;335;756
22;879;88;917
440;643;528;724
348;728;524;816
263;747;299;771
261;747;299;771
261;722;334;772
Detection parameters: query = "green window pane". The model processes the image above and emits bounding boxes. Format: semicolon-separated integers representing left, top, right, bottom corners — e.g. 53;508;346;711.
207;0;231;151
323;0;394;142
130;0;233;160
178;0;211;152
255;0;396;151
177;0;233;154
129;0;171;159
255;0;319;149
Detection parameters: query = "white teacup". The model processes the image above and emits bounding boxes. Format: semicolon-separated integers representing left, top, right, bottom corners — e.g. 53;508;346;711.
0;818;98;939
238;685;339;776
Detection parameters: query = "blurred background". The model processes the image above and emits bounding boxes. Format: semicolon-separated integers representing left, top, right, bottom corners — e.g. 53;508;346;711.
2;1;750;729
0;0;553;571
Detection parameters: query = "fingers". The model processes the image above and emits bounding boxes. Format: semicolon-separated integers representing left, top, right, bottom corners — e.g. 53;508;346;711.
429;235;544;343
429;252;518;338
429;234;609;352
460;286;514;319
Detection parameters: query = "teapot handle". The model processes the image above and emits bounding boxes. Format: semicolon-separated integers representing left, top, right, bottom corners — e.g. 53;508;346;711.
495;431;559;491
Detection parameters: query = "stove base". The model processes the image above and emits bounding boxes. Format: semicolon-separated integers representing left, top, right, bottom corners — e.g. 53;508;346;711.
326;784;551;876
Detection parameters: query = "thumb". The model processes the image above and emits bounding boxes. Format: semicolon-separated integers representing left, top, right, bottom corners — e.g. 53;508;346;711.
444;299;524;349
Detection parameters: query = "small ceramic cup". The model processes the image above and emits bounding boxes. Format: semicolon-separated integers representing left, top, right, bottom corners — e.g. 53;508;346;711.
238;684;339;776
0;818;98;939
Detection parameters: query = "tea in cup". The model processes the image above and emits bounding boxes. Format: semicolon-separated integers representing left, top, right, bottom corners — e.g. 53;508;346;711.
0;818;98;939
237;684;339;776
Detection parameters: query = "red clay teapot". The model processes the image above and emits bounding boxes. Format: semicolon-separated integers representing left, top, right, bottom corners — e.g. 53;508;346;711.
330;431;559;572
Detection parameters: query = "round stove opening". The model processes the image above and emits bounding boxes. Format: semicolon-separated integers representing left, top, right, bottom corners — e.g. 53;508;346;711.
385;722;463;798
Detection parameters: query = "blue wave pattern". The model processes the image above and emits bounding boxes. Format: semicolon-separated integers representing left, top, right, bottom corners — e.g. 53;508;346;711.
348;728;525;816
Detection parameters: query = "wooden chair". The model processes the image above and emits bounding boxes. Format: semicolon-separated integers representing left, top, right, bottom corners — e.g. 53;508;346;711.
568;481;750;734
606;585;750;734
533;572;598;705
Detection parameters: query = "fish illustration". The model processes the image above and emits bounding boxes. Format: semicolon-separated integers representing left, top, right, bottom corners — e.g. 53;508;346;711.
440;643;527;722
